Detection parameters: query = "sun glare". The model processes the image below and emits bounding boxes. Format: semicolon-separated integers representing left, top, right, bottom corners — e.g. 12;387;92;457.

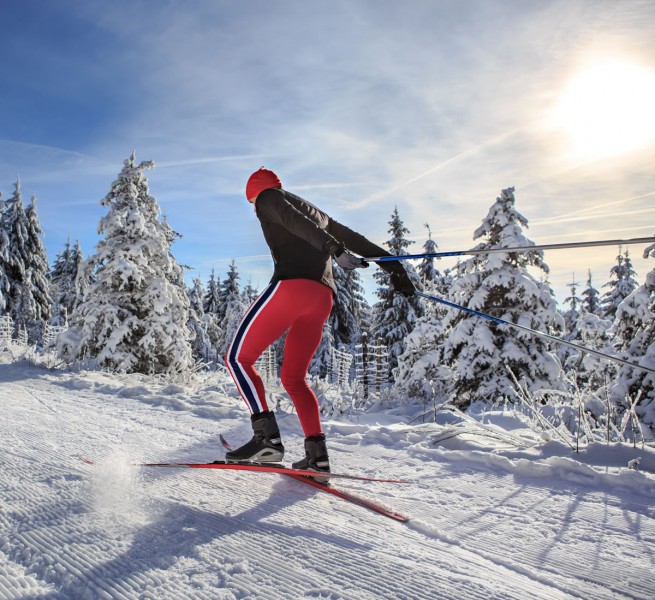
553;60;655;160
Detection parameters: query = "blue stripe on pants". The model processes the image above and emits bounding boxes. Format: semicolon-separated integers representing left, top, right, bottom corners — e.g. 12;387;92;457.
226;282;280;413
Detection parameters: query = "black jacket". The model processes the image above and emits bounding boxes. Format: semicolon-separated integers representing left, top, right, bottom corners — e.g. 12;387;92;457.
255;188;403;295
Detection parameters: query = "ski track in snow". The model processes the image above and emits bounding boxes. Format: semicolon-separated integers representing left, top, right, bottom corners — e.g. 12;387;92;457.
1;359;654;599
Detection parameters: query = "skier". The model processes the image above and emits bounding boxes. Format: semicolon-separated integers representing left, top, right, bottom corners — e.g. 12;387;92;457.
224;167;415;480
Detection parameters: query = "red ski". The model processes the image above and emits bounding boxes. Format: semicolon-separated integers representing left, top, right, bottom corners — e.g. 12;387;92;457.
284;473;409;522
81;440;411;522
79;456;407;484
218;435;409;522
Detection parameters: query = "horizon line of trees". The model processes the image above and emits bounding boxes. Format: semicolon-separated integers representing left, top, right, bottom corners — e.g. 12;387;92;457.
1;155;653;432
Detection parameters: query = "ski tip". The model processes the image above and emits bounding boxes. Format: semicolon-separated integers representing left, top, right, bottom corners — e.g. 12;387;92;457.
80;456;95;465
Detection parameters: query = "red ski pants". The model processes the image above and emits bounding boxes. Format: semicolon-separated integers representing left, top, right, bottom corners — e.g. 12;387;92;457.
225;279;333;437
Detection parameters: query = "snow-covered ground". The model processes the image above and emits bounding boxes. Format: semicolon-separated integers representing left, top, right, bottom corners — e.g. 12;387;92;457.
1;354;654;600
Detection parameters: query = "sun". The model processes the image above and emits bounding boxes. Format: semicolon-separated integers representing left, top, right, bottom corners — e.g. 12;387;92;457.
552;60;655;160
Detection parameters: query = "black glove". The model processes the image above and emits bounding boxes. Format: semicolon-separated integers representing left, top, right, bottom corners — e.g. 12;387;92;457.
334;246;369;270
390;271;416;297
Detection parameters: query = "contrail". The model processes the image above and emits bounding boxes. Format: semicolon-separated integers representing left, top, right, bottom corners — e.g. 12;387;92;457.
156;154;270;168
530;190;655;226
531;205;655;228
348;130;518;209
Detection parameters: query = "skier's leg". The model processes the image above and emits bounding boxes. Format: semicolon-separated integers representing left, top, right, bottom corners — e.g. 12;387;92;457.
279;280;333;437
224;282;293;462
225;282;289;415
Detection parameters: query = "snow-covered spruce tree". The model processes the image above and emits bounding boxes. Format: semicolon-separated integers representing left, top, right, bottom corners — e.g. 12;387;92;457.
557;273;615;392
557;274;584;372
331;265;367;348
188;277;205;322
203;268;221;314
218;261;249;361
0;183;26;323
0;192;10;312
187;276;211;363
2;182;52;342
561;274;583;338
418;223;438;288
608;242;655;431
442;187;565;408
371;206;423;376
201;261;239;362
57;154;193;375
242;280;259;305
573;311;615;403
310;321;335;379
393;310;453;405
201;268;222;359
419;223;453;300
50;238;84;325
581;270;601;316
24;197;53;342
394;227;454;403
600;247;639;320
310;265;369;377
218;261;239;317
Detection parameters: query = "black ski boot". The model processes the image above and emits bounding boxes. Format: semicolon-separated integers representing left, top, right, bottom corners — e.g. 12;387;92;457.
292;434;330;483
224;411;285;463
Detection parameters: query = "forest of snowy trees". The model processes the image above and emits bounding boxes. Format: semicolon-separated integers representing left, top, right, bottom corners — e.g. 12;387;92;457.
1;154;654;436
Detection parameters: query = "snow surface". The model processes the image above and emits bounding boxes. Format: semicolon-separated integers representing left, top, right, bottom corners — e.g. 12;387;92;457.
1;355;654;599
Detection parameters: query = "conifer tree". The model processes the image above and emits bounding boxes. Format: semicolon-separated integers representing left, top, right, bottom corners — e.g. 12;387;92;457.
562;274;583;339
2;181;29;324
219;261;240;322
558;274;589;378
332;265;367;348
418;224;438;289
572;311;615;397
417;223;452;299
442;188;565;408
600;247;639;320
203;268;221;314
201;268;222;359
187;276;211;362
218;260;248;360
310;265;369;378
0;192;10;312
371;206;423;375
608;242;655;430
395;226;453;402
188;276;205;317
311;321;335;379
2;181;52;341
50;238;84;325
393;311;454;404
58;154;193;375
581;270;601;315
242;280;259;305
23;196;53;340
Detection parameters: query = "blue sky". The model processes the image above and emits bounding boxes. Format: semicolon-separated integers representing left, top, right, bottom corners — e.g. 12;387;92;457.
1;0;655;303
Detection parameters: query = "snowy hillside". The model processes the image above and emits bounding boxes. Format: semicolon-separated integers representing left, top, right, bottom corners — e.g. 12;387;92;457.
1;355;654;599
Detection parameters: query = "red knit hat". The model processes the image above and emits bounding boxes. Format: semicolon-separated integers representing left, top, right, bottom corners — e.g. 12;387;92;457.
245;167;282;200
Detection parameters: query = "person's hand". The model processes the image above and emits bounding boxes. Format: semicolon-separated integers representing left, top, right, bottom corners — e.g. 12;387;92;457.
334;247;369;270
390;271;416;297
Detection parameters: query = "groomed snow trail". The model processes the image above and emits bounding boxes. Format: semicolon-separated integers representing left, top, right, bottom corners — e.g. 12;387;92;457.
1;360;654;599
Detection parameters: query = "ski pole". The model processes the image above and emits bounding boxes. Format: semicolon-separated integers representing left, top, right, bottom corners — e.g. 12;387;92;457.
366;236;655;262
416;291;655;376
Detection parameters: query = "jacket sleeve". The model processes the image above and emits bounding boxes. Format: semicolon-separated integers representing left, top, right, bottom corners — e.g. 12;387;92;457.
256;189;339;253
326;218;404;276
